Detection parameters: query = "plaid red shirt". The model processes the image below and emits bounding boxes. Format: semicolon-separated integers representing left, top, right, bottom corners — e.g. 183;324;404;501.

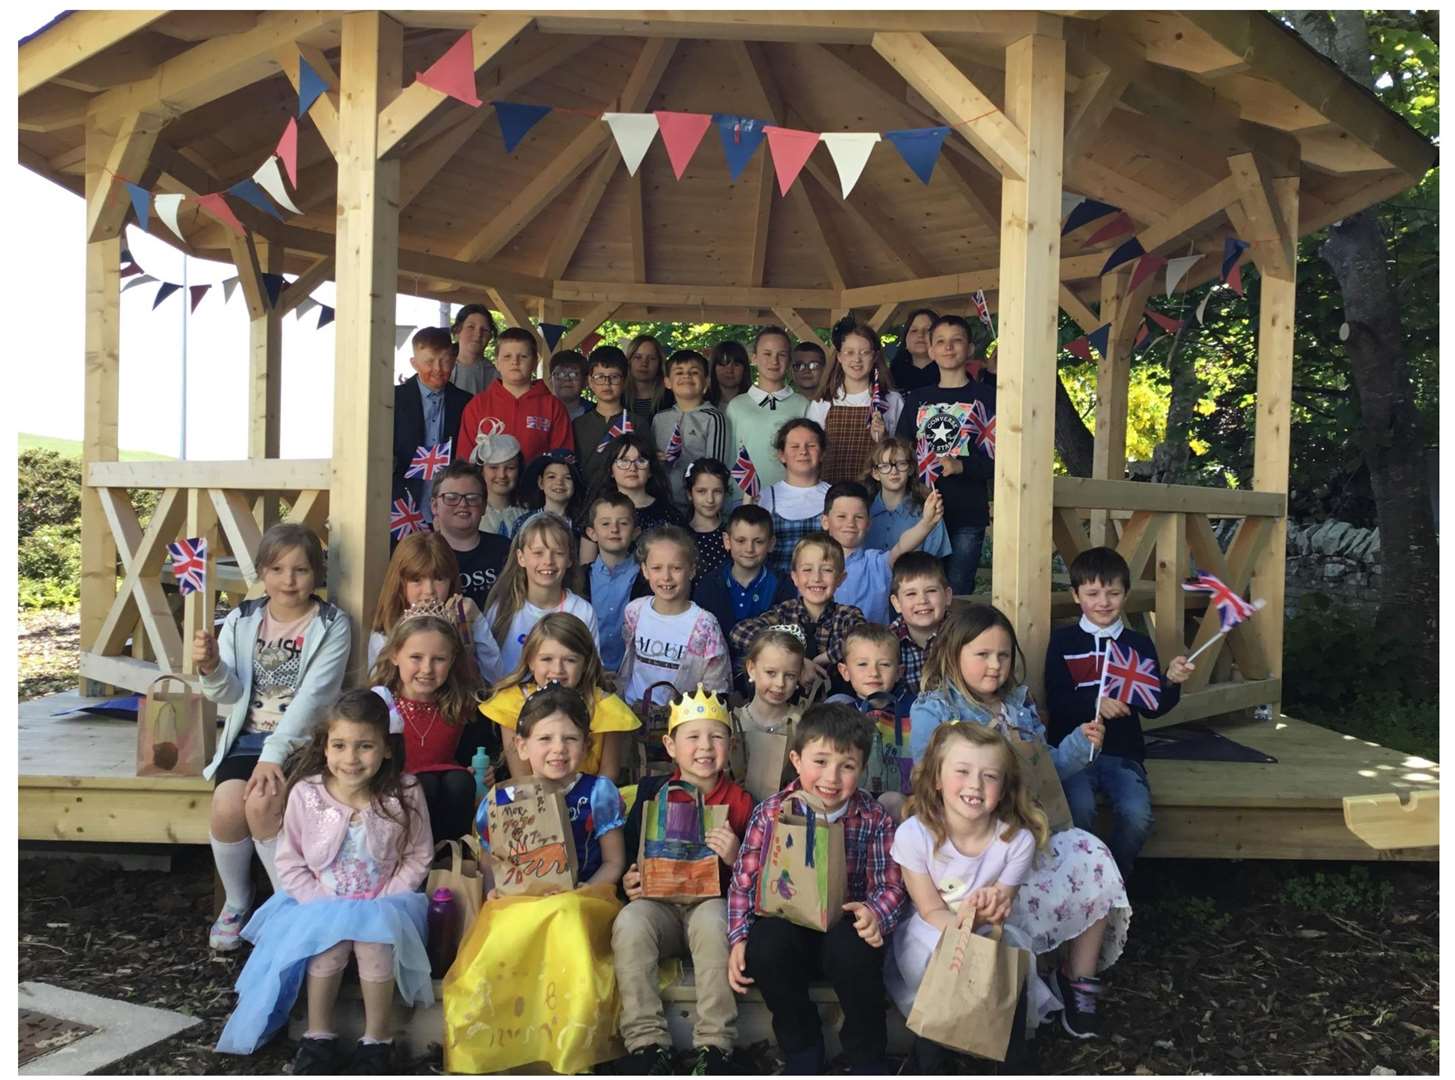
892;616;934;698
727;778;906;945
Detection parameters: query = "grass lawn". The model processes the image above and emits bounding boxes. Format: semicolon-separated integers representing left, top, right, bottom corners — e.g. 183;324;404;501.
18;432;173;461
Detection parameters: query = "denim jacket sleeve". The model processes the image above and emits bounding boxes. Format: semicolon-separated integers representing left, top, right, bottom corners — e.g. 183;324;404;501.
909;690;957;762
1048;717;1093;779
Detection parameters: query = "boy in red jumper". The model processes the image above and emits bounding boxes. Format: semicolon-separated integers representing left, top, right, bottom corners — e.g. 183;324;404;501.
456;326;575;462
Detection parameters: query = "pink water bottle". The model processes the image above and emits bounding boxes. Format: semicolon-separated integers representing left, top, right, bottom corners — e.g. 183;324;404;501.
426;888;460;977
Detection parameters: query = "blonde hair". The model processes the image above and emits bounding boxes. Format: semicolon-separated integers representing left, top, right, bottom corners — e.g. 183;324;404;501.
920;603;1025;704
483;514;578;646
487;612;608;702
791;531;845;575
366;613;474;726
906;722;1049;852
370;532;461;634
745;626;807;665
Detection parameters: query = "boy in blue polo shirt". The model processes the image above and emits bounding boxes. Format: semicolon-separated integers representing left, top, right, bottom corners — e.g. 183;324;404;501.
581;491;650;671
819;481;941;624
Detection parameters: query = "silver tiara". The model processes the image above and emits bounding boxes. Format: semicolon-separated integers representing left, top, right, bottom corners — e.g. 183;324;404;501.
763;623;808;647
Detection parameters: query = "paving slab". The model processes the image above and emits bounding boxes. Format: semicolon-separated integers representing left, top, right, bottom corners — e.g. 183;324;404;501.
18;982;201;1075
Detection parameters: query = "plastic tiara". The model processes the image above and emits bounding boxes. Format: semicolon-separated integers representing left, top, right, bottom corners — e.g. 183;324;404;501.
668;684;730;732
762;623;808;647
399;598;453;623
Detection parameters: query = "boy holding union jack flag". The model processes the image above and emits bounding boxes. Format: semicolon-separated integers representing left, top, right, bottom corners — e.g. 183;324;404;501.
1043;547;1194;878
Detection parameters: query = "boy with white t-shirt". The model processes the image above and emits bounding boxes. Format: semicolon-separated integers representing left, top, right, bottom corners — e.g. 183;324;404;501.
618;526;731;702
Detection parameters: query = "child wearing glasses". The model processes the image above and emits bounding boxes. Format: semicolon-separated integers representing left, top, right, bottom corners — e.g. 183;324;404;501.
861;436;953;560
574;346;655;496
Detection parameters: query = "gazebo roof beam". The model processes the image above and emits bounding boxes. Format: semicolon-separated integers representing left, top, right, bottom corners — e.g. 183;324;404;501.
555;280;838;309
1227;152;1296;280
19;11;168;96
739;41;781;288
86;109;166;242
799;156;934;279
274;42;340;158
627;173;648;282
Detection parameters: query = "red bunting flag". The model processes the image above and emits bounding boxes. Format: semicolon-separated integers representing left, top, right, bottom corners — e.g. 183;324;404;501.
276;117;299;187
195;193;246;238
1128;252;1168;291
763;126;820;196
655;111;713;180
1145;310;1184;334
189;284;210;313
415;31;482;107
1065;336;1093;362
1087;212;1135;246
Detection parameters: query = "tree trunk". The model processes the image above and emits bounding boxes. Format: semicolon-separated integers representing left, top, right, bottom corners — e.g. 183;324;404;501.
1151;326;1203;484
1054;372;1095;476
1287;10;1439;698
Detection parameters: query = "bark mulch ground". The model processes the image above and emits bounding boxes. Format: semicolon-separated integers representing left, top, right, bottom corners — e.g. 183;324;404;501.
18;609;81;700
17;849;1437;1075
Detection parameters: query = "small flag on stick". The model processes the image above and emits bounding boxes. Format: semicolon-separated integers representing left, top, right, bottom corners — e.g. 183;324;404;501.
404;442;452;481
597;411;633;452
1098;639;1163;712
664;422;684;465
916;438;942;488
732;445;760;499
390;492;427;539
167;537;208;596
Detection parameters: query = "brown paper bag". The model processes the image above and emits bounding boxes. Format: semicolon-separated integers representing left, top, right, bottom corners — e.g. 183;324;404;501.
1007;732;1074;833
637;780;730;901
136;675;215;777
485;780;580;896
426;837;484;933
907;923;1031;1061
729;706;795;803
753;791;847;931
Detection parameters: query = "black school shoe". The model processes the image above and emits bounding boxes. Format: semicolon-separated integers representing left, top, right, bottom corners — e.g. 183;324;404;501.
350;1039;395;1075
620;1044;676;1075
1056;968;1104;1039
289;1035;342;1075
689;1045;734;1074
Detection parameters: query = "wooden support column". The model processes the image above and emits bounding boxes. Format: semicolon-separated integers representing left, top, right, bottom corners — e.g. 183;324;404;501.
79;117;122;694
1249;176;1299;708
249;238;283;528
1090;272;1130;547
330;11;403;675
991;33;1065;703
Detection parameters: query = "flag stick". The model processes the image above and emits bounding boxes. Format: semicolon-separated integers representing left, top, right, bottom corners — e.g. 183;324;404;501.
1184;629;1227;666
1089;645;1107;763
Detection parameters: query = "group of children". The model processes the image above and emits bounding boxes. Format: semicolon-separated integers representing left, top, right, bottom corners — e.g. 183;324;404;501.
196;311;1195;1074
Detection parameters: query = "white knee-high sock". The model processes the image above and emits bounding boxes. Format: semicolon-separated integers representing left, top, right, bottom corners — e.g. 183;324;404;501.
211;835;255;911
253;834;284;894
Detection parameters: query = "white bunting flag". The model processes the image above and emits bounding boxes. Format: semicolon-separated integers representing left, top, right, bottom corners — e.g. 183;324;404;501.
820;133;880;198
221;276;241;304
1164;254;1204;297
395;325;416;351
1061;191;1087;221
1196;292;1212;324
253;156;301;214
602;112;660;176
295;297;318;321
153;193;188;243
121;273;157;293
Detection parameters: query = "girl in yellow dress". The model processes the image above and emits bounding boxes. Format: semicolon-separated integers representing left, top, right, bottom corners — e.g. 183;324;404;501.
444;685;627;1073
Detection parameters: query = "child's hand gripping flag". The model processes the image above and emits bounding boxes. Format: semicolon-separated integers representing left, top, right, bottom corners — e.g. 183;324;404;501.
596;411;633;453
915;437;943;488
664;421;684;465
732;444;760;499
404;441;452;480
390;491;427;539
866;373;889;429
167;537;208;596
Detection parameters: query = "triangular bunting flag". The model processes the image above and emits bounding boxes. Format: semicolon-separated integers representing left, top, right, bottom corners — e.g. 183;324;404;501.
819;132;880;198
602;112;659;176
1146;310;1184;334
763;126;820;196
417;31;483;107
295;297;318;321
395;325;415;350
124;182;150;230
1087;323;1112;359
1133;321;1150;350
317;305;335;329
221;276;240;304
121;274;157;294
1061;191;1087;221
493;101;551;153
884;126;950;183
1128;252;1167;292
580;331;602;354
1226;262;1244;296
1196;292;1212;324
1087;211;1135;246
655;111;713;180
540;323;566;352
189;284;210;313
120;262;143;279
1065;336;1093;361
276;117;299;187
227;178;284;221
152;282;181;309
298;56;326;117
262;273;285;309
253;157;301;215
1062;198;1119;235
1100;236;1145;276
195;193;246;238
713;114;768;183
1222;237;1249;296
1164;253;1203;296
153;193;187;243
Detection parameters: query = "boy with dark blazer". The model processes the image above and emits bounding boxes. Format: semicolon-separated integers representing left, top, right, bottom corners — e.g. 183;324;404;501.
395;326;472;524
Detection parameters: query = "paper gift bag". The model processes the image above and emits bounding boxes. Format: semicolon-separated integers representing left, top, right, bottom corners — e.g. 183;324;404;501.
427;836;484;932
907;924;1031;1062
486;781;580;896
637;780;730;901
136;675;215;777
865;699;913;797
754;792;846;931
729;706;795;803
1007;732;1074;833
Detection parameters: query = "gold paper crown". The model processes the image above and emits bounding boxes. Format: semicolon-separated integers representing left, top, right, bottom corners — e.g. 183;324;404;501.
668;683;730;732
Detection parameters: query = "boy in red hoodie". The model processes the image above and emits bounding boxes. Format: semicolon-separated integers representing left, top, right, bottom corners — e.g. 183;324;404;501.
456;326;575;461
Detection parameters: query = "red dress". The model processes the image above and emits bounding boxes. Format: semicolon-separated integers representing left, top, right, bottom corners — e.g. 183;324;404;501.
396;697;466;774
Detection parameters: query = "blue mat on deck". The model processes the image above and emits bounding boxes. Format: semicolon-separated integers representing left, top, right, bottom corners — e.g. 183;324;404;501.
57;695;142;720
1144;722;1277;764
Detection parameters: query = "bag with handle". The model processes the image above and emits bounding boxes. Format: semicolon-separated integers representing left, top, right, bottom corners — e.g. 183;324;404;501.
729;680;823;802
631;680;682;779
136;674;215;777
906;922;1031;1061
426;836;485;933
637;779;730;901
753;789;847;931
1005;732;1074;833
485;780;580;896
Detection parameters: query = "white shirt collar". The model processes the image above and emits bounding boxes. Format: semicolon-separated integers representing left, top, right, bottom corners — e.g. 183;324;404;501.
1079;614;1124;640
749;385;794;404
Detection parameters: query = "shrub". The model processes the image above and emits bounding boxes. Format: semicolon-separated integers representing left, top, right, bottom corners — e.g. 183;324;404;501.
18;523;81;610
18;449;81;539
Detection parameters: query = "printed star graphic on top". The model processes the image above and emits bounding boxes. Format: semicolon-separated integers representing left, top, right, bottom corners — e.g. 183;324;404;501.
921;406;971;456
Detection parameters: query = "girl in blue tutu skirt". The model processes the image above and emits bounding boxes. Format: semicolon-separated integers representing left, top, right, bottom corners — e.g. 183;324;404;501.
216;688;433;1074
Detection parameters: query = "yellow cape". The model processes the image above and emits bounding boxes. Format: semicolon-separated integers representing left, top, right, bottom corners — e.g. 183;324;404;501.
480;684;641;776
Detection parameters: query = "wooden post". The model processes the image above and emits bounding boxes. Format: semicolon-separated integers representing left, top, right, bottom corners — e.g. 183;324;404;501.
330;12;403;676
1249;176;1299;709
249;238;283;528
79;117;123;695
991;33;1065;703
1089;271;1129;547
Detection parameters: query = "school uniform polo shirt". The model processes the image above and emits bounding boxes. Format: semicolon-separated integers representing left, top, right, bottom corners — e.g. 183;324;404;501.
865;494;952;557
836;545;893;624
588;556;640;672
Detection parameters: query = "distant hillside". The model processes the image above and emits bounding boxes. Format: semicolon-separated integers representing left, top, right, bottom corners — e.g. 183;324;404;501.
19;433;173;462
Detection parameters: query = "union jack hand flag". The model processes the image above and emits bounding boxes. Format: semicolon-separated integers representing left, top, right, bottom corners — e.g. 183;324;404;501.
964;400;995;460
971;289;995;334
405;441;451;481
664;422;684;465
1182;572;1260;632
916;437;942;487
1098;639;1162;711
167;537;207;596
390;492;427;539
866;373;889;429
596;411;633;453
732;444;760;499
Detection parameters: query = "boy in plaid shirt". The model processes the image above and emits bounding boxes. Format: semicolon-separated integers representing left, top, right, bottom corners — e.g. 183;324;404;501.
887;552;952;698
726;703;906;1073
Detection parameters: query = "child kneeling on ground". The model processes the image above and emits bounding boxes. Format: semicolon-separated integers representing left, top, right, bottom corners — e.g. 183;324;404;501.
613;688;754;1074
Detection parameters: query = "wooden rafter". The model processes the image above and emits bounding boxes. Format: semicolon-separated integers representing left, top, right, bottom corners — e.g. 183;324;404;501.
491;10;1063;43
773;307;823;351
1227;151;1295;281
738;41;780;288
800;158;932;280
559;302;621;352
19;11;167;96
85;109;166;243
275;42;340;157
1058;284;1099;334
559;280;838;309
400;109;485;208
276;256;336;317
795;178;851;292
627;172;647;281
1063;52;1138;162
226;231;270;321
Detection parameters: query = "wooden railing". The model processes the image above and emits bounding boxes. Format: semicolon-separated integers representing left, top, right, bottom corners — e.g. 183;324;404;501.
1051;476;1284;729
80;459;331;694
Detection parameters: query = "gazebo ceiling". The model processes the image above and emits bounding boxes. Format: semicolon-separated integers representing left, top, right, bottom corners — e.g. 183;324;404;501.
20;10;1435;325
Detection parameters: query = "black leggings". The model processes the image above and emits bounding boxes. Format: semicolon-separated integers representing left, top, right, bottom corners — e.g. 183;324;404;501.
413;769;477;843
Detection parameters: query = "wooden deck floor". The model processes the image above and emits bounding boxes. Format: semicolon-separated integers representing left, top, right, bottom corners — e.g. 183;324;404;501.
18;693;1438;860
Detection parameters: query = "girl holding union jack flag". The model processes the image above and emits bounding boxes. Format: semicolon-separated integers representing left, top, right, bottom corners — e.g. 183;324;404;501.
805;323;904;484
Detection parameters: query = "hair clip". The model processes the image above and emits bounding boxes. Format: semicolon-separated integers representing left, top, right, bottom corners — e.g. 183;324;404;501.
370;685;405;735
764;623;808;647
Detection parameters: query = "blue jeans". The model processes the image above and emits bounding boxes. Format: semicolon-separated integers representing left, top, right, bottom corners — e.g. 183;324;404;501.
1063;754;1153;873
943;525;986;595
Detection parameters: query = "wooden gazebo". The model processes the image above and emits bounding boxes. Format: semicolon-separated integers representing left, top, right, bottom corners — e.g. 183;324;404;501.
19;11;1438;858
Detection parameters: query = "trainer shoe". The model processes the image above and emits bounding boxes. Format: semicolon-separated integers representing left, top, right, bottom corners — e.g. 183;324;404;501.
1057;967;1104;1039
621;1044;676;1075
351;1039;394;1075
289;1035;341;1075
690;1045;733;1074
207;903;248;952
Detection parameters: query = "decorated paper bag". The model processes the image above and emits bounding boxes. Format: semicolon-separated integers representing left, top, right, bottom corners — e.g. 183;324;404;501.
1007;733;1074;833
865;702;913;797
637;780;730;901
729;706;794;803
486;781;580;896
754;792;846;931
426;837;484;932
136;675;215;777
907;924;1031;1062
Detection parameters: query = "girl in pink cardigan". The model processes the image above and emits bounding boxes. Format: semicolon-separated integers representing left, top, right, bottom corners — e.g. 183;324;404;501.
216;689;433;1075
